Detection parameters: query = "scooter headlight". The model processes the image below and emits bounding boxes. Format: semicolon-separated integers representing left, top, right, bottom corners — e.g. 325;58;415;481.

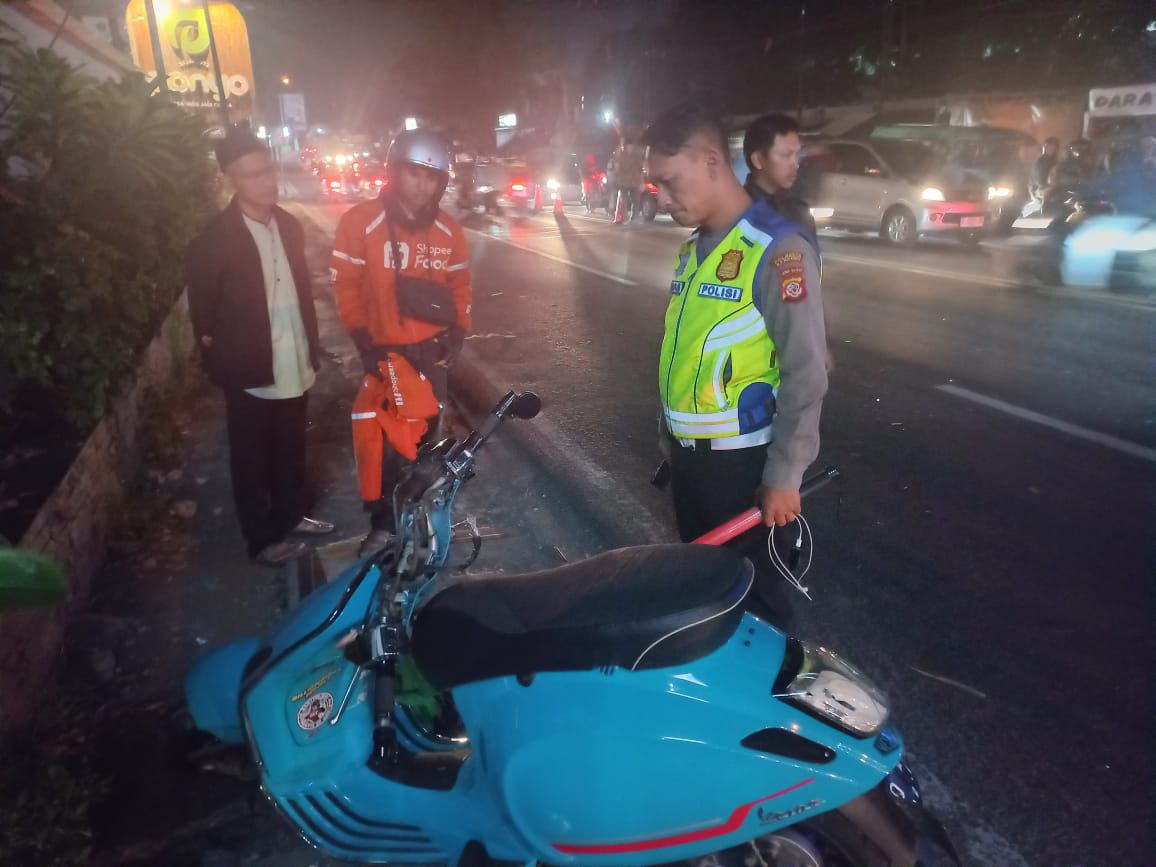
546;178;560;190
778;643;889;737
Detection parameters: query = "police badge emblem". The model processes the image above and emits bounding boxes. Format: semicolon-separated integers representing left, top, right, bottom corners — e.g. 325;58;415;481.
716;249;743;281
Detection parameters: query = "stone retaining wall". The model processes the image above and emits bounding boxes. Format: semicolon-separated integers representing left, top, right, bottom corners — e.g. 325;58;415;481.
0;295;193;731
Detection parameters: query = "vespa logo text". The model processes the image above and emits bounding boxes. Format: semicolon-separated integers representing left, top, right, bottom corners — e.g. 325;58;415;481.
757;798;824;825
698;283;742;302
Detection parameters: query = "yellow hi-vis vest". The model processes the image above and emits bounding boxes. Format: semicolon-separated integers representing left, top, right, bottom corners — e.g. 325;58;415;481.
659;206;796;443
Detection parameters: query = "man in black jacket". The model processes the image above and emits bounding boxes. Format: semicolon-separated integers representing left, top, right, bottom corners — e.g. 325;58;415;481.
185;128;334;566
742;113;818;245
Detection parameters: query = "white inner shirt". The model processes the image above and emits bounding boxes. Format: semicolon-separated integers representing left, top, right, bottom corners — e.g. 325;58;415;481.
241;213;316;399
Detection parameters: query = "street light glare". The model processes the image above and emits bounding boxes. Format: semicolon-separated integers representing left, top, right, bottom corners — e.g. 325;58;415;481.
280;75;291;86
602;108;614;124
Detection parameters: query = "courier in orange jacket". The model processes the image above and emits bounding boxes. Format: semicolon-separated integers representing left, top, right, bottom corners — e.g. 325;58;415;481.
330;130;472;544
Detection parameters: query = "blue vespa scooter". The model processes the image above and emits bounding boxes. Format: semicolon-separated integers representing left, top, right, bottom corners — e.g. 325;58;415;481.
185;390;960;866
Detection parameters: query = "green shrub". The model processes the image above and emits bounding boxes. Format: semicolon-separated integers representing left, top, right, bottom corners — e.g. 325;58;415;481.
0;46;215;428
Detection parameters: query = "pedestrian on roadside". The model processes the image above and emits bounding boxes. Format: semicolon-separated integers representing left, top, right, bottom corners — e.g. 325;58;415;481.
742;113;817;245
330;129;472;556
615;137;646;221
1028;137;1060;210
644;103;828;627
185;126;336;567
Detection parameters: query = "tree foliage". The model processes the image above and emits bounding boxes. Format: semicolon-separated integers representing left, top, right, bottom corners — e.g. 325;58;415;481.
0;45;214;429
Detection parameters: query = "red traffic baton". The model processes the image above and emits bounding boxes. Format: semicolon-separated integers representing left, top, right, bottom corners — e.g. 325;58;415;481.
693;508;762;546
692;465;842;546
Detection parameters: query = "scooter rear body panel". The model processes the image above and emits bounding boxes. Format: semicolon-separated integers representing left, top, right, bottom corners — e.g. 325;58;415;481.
237;560;900;866
457;613;901;865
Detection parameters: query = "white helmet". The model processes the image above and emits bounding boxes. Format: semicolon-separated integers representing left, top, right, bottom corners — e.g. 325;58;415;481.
387;129;452;177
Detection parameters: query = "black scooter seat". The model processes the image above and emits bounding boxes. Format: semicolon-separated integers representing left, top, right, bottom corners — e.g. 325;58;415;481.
410;544;752;690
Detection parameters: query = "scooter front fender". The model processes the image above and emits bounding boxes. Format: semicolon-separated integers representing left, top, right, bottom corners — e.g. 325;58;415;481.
185;636;264;744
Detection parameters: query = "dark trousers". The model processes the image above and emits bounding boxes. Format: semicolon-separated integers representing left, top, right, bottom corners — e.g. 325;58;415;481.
669;438;794;631
368;413;441;533
223;389;308;557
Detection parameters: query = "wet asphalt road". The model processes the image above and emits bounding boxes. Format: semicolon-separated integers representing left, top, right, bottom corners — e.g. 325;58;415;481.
298;195;1154;867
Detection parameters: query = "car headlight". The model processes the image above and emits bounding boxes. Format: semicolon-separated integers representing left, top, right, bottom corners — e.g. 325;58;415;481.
476;184;493;193
988;185;1013;199
777;643;889;737
546;178;560;191
921;187;945;202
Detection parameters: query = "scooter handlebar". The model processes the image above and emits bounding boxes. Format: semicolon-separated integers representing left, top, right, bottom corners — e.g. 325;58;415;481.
692;465;841;546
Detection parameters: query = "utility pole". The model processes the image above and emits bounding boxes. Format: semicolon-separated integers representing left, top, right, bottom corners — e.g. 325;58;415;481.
200;0;230;128
143;0;169;97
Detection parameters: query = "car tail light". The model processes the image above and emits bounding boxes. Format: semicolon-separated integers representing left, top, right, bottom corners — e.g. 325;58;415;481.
374;177;385;187
511;183;527;193
645;182;658;194
329;180;341;190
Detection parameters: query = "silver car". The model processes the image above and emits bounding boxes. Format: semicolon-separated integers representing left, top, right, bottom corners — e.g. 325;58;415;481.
806;139;992;245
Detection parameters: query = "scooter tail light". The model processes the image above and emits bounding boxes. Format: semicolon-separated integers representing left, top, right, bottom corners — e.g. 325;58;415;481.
774;641;889;738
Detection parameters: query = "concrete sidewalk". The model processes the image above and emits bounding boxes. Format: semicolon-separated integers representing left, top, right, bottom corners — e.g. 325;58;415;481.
51;212;623;865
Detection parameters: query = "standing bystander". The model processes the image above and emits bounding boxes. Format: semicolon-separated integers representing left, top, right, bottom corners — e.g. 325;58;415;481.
185;126;335;567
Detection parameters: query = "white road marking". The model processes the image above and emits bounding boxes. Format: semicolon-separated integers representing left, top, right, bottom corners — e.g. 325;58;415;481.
827;252;1156;311
827;252;1021;288
910;666;988;700
936;384;1156;463
562;211;617;226
465;227;637;286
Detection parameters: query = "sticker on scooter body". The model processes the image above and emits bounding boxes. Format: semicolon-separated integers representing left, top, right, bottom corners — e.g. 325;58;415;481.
297;692;334;730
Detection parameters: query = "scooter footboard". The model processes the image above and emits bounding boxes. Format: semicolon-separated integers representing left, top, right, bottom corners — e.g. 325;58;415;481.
185;637;264;744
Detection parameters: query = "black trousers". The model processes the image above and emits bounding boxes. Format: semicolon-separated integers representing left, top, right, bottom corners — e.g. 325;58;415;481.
223;390;308;557
368;413;441;533
668;438;794;631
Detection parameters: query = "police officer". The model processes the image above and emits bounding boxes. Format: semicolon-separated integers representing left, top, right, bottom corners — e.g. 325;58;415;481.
643;104;827;625
741;113;818;245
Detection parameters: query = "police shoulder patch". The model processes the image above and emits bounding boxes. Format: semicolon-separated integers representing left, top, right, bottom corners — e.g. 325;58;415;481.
772;250;804;268
779;266;806;303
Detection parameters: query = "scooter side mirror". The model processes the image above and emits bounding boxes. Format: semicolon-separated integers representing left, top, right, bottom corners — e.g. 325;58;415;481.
510;391;541;420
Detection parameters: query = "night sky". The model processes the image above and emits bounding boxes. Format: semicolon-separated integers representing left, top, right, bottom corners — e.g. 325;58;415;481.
234;0;1155;141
